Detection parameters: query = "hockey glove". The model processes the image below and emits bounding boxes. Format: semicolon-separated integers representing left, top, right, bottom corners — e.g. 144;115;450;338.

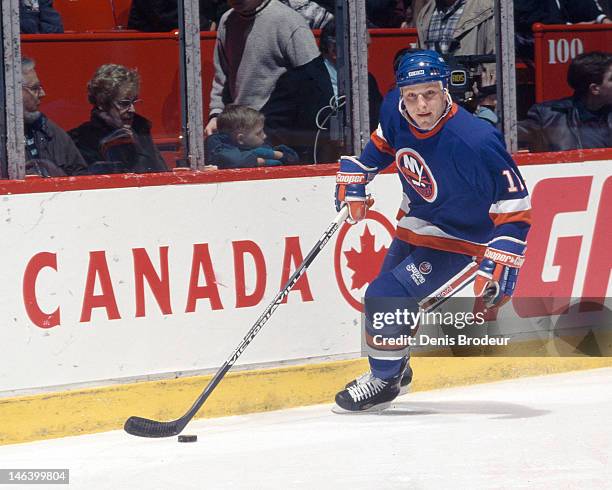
474;238;526;308
335;156;376;225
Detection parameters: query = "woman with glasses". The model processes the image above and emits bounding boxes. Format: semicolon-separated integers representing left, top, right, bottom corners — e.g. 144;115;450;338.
69;64;168;174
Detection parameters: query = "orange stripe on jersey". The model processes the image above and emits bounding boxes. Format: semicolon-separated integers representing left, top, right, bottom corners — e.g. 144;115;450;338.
396;226;486;258
489;209;532;226
409;103;459;140
370;131;395;156
396;208;407;221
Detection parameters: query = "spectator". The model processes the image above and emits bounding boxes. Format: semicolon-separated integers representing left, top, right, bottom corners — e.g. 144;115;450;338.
206;0;333;163
22;58;87;177
278;0;333;28
515;1;611;59
127;0;229;32
206;105;299;168
319;21;383;131
20;0;63;34
518;51;612;152
69;64;168;174
416;0;495;84
515;0;610;31
473;83;498;125
302;0;411;27
404;0;428;27
204;0;231;29
366;0;409;27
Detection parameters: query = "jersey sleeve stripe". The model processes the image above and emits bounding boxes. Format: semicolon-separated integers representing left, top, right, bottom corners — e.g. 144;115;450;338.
488;236;527;247
489;209;532;226
370;130;395;156
489;196;531;214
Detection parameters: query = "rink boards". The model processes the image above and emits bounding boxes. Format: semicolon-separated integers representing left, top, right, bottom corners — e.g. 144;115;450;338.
0;156;611;443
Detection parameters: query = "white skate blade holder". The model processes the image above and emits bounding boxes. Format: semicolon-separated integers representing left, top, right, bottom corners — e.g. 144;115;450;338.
331;401;393;414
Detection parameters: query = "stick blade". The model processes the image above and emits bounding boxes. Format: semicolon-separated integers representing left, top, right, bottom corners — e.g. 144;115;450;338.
124;416;185;438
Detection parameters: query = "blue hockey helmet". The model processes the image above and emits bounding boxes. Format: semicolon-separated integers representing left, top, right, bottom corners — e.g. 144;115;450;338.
395;50;450;89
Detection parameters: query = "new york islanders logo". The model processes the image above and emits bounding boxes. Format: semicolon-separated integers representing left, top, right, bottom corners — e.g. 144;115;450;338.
396;149;438;202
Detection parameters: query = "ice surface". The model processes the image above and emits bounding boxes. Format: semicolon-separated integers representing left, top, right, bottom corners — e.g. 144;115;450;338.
1;368;611;489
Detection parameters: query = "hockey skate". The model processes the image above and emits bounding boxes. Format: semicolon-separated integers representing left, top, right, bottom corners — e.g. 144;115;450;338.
334;372;402;413
345;361;413;396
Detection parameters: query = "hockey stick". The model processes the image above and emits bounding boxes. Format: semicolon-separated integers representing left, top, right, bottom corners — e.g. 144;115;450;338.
124;206;349;437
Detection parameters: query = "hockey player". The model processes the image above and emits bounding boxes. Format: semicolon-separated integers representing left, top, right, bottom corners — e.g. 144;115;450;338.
334;50;531;412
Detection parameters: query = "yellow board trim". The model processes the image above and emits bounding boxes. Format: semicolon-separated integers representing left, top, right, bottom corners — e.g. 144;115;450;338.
1;357;612;445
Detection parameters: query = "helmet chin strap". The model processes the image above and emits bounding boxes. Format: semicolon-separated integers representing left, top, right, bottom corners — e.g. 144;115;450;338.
399;89;453;132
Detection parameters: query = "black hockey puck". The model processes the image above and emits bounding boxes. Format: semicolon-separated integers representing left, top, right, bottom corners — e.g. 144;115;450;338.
178;434;197;443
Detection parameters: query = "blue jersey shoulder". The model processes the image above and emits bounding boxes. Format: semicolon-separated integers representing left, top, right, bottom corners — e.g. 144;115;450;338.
446;106;505;150
380;88;400;116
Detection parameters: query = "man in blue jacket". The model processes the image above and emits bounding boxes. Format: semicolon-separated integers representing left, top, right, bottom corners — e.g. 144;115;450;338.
20;0;63;33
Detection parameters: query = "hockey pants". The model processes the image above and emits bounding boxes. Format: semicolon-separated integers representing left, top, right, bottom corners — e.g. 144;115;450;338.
364;239;479;380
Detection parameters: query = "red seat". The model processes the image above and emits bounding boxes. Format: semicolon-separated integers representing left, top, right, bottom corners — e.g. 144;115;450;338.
54;0;117;32
160;149;184;168
533;23;612;103
367;28;418;94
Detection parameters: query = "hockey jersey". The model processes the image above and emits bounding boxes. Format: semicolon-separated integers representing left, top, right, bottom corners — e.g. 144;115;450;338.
361;88;531;258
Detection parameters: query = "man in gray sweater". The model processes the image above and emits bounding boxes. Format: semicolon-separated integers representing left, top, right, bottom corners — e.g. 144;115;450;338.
205;0;333;162
22;57;87;176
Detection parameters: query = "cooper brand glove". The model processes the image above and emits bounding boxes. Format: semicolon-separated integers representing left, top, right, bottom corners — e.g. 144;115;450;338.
474;238;526;308
335;156;376;224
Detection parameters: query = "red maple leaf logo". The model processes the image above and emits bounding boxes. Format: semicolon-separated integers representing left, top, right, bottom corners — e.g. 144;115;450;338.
344;225;388;290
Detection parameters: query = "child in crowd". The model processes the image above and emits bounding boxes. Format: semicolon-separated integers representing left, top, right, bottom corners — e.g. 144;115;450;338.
206;105;299;169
